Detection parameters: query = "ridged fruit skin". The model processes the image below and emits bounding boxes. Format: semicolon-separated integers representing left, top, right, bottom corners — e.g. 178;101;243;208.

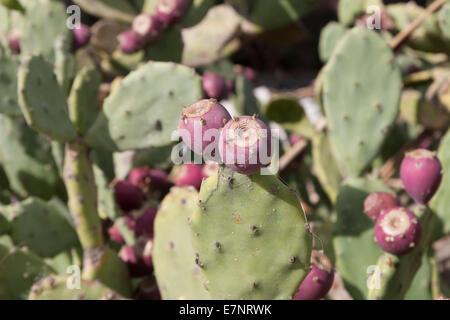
218;116;272;175
374;207;422;255
156;0;190;27
178;99;232;155
135;206;157;237
114;180;144;211
8;30;20;54
400;149;443;205
73;24;91;49
202;72;229;101
118;30;144;54
108;215;136;244
293;250;334;300
132;14;163;44
170;164;203;189
363;192;400;221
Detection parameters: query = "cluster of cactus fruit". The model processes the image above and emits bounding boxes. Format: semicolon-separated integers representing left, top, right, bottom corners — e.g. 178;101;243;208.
0;0;449;301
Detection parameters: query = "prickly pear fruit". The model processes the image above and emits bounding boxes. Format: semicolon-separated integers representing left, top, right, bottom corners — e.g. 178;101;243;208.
118;30;144;54
234;65;257;82
178;99;231;155
114;180;144;211
400;149;443;205
147;169;172;192
374;207;422;255
128;167;152;191
156;0;190;27
201;161;219;179
289;132;305;146
73;24;91;49
119;237;153;278
132;14;163;44
218;116;272;175
170;164;203;189
135;206;157;237
293;250;335;300
108;215;136;244
202;72;229;101
364;192;400;221
8;30;20;54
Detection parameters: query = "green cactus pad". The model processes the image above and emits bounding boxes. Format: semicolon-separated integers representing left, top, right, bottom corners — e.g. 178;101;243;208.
439;3;450;39
0;50;21;116
0;213;9;235
431;130;450;235
319;22;347;63
72;0;137;23
86;61;202;151
29;274;125;300
0;244;53;299
312;133;342;203
322;27;401;177
153;187;211;300
7;198;78;258
18;55;78;142
68;68;101;135
20;0;72;61
190;167;312;300
0;115;61;199
333;177;390;300
54;34;76;96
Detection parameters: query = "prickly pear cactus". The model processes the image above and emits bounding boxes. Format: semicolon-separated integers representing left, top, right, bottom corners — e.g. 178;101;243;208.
431;130;450;235
72;0;137;23
319;22;347;63
439;3;450;39
6;198;78;258
86;61;202;151
322;27;401;177
29;274;125;300
153;187;211;300
17;55;78;142
333;177;389;300
190;167;312;300
0;48;21;116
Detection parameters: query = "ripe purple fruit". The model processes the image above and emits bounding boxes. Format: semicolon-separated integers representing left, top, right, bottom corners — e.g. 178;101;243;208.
118;30;145;54
364;192;400;221
114;180;144;211
132;14;163;44
293;250;335;300
119;236;153;277
135;206;158;237
178;99;232;155
73;24;91;49
170;164;203;189
128;167;152;191
8;30;20;54
202;72;229;101
374;207;421;255
218;116;272;175
400;149;443;205
156;0;190;27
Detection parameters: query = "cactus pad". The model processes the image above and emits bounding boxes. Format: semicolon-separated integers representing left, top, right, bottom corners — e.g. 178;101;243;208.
29;274;125;300
439;3;450;40
18;55;78;142
190;167;312;299
319;22;347;63
8;198;78;258
86;61;202;151
322;27;401;177
0;50;21;116
153;187;211;300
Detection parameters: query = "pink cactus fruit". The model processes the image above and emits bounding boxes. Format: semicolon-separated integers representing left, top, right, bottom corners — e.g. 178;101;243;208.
8;29;20;54
135;206;158;237
201;161;219;179
364;192;400;221
218;116;272;175
73;24;91;49
400;149;443;205
119;237;154;278
108;215;136;244
293;250;335;300
170;164;204;189
374;207;422;255
118;30;145;54
113;180;144;212
178;99;232;155
156;0;190;27
202;72;229;101
132;14;163;44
